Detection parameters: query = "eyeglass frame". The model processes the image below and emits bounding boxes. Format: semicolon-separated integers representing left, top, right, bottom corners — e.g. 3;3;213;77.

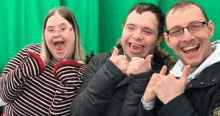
45;26;73;34
165;21;209;37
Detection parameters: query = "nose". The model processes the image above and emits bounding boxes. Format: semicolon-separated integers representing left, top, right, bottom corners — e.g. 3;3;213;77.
132;30;143;40
53;30;61;38
181;28;193;42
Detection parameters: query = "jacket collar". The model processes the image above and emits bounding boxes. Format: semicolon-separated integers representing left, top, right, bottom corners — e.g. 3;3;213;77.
186;62;220;89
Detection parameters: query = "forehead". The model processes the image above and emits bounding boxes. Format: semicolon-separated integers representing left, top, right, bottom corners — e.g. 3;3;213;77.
166;5;206;29
46;12;71;27
126;10;158;29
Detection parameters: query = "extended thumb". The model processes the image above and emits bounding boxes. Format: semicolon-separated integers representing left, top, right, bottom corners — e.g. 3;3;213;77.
111;46;119;56
145;54;153;64
181;65;190;81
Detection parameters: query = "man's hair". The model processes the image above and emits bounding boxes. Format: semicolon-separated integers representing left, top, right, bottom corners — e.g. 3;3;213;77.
41;6;84;64
166;1;208;23
123;3;165;37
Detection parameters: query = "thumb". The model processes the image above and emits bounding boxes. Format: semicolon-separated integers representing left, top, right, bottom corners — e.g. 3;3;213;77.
145;54;153;64
111;46;119;56
159;65;167;75
180;65;190;82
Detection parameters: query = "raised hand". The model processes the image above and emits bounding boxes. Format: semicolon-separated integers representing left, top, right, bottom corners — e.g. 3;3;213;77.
142;65;167;102
109;47;128;73
154;65;190;104
126;55;153;75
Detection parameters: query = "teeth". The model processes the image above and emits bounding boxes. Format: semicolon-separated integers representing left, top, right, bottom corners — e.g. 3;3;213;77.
182;45;198;51
130;43;143;48
54;41;64;44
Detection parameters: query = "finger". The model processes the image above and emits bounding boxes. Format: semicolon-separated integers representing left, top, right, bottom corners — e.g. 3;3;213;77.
27;49;39;57
118;55;128;61
111;47;119;56
180;65;190;82
28;49;36;53
167;73;176;79
159;65;167;75
145;54;153;64
130;57;141;61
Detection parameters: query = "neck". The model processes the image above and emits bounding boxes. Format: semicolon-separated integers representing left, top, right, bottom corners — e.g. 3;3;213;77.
188;45;214;75
188;67;197;75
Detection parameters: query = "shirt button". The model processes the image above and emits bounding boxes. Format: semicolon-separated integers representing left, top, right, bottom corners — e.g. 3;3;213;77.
212;79;216;82
189;84;193;87
200;81;204;85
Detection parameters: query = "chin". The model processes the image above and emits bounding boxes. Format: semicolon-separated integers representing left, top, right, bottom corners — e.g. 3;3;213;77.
184;60;201;68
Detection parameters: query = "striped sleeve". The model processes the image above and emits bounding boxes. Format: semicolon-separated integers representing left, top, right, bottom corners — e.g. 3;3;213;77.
0;44;44;103
53;60;86;88
49;60;86;115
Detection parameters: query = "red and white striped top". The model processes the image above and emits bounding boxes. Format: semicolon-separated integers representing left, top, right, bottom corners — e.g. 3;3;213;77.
0;44;86;116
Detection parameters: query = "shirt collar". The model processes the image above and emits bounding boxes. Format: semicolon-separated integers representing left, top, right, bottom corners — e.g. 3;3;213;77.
170;40;220;82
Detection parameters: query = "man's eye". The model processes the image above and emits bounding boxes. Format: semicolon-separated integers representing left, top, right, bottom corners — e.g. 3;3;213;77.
191;25;202;29
61;27;67;31
48;29;54;33
144;30;153;35
127;27;135;30
170;28;182;34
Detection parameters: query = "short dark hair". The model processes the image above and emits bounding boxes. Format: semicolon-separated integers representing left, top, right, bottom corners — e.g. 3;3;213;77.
123;3;165;38
166;1;208;22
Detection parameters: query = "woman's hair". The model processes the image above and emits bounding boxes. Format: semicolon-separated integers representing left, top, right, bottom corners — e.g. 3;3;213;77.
41;6;84;64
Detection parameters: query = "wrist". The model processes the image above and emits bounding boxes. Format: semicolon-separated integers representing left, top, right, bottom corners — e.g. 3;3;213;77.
142;91;156;102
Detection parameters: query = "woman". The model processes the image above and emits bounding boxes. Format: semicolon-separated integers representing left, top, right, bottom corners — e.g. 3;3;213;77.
0;6;86;115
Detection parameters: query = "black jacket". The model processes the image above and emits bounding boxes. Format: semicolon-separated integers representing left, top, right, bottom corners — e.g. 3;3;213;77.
140;62;220;116
70;48;165;116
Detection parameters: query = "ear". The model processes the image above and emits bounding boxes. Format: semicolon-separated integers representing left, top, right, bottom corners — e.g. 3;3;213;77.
157;35;163;43
164;32;172;48
208;20;214;39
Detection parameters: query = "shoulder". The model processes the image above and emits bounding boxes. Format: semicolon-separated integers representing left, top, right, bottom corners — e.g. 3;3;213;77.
22;43;41;53
89;53;110;64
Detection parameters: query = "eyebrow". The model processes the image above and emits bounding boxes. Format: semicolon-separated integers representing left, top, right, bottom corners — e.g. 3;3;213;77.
126;23;155;32
126;23;135;27
169;21;204;30
46;23;68;28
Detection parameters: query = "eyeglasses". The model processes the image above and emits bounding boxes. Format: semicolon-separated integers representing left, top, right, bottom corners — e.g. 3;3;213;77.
46;26;73;34
166;21;208;37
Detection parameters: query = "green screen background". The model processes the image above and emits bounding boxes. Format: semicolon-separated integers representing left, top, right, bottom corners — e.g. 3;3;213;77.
0;0;219;71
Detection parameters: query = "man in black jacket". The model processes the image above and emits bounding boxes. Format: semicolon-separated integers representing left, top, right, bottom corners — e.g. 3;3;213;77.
71;3;175;116
141;1;220;116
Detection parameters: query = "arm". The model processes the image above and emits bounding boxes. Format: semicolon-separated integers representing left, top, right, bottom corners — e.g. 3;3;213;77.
156;94;197;116
158;83;220;116
49;60;86;115
71;54;126;116
119;70;153;116
0;45;44;103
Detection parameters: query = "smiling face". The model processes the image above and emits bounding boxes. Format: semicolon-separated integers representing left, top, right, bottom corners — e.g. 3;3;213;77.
44;12;75;63
164;5;214;70
121;10;159;60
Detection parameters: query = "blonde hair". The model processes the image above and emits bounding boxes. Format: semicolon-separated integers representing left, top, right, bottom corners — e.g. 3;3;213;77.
40;6;84;64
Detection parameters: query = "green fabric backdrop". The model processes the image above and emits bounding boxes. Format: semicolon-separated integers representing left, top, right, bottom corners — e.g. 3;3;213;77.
0;0;220;72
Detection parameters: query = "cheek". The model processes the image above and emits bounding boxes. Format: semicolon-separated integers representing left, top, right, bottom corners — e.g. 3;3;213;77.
147;38;157;48
44;34;53;43
121;30;131;39
67;35;76;48
169;40;178;49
